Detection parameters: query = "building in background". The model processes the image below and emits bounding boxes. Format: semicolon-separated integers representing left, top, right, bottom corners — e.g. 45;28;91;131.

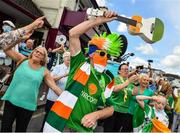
0;0;51;47
0;0;111;66
33;0;110;49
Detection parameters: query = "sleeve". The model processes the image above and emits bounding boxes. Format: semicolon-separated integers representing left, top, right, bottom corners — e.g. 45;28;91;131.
96;96;114;107
105;97;115;106
0;29;25;49
68;51;86;76
65;51;86;88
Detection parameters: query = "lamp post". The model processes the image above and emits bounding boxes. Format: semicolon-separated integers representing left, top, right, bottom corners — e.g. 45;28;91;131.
147;59;153;78
116;52;135;63
147;59;153;68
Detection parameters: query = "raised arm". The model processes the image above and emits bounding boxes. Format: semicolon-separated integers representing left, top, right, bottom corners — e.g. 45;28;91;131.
1;17;45;62
1;16;44;51
4;49;26;63
136;95;155;109
68;10;117;56
113;75;138;92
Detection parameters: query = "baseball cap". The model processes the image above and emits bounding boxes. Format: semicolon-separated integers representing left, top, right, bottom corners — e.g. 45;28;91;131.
3;20;16;28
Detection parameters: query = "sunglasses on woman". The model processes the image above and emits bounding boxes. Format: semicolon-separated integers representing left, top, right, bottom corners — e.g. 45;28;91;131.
95;50;110;59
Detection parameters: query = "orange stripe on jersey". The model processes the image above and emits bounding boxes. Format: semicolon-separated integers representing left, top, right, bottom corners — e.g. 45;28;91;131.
73;69;89;85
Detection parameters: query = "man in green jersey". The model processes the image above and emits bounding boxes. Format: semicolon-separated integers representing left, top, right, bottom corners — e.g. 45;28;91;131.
103;63;138;132
65;10;128;132
43;10;128;132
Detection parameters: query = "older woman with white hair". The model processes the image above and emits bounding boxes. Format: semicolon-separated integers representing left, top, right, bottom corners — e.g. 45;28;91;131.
0;17;63;132
128;73;155;132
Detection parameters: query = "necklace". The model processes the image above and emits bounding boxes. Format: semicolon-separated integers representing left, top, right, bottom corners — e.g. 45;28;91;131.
119;76;129;102
91;66;106;90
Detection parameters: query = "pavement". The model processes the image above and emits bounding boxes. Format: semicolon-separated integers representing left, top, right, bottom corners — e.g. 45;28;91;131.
0;103;104;132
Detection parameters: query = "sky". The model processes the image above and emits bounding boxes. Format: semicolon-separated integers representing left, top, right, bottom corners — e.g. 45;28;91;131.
96;0;180;76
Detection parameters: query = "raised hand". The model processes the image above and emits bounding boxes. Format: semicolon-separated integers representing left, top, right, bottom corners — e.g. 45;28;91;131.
31;16;45;29
22;16;45;35
129;74;139;83
96;10;117;23
151;95;158;101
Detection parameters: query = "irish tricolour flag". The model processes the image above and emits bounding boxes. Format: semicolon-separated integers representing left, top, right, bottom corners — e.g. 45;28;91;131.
43;62;91;132
43;91;78;132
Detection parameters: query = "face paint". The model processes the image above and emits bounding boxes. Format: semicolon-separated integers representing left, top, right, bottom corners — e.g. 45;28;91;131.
92;50;109;73
2;25;12;32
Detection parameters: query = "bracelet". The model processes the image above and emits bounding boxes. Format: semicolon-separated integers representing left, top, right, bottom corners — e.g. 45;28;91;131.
17;29;26;37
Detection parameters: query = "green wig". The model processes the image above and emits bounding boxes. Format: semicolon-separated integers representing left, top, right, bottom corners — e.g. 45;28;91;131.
88;32;128;58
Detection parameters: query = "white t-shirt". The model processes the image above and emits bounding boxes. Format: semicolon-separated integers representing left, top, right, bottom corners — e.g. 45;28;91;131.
47;63;69;101
0;45;19;65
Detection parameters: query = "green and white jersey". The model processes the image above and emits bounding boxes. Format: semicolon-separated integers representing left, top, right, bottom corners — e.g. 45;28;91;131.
135;104;169;132
129;87;154;115
110;76;134;113
66;51;112;132
134;104;155;132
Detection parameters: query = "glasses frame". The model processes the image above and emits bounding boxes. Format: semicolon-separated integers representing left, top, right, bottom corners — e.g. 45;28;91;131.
95;50;110;59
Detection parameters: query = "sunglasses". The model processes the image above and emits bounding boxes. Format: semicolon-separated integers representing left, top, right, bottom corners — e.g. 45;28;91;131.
96;50;110;59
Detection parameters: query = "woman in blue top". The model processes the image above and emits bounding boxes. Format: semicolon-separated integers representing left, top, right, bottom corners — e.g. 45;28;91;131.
0;17;63;132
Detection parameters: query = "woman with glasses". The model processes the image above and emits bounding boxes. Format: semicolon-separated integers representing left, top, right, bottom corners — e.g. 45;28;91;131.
0;17;63;132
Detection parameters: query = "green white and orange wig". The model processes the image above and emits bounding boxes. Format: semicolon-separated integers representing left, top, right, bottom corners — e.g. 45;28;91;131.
87;32;128;58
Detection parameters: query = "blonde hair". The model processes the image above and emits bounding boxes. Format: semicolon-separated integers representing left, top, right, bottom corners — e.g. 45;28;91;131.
28;46;48;66
161;81;172;95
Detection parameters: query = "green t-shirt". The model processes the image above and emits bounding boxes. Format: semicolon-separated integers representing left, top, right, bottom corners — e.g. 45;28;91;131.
137;104;155;132
110;76;134;113
66;52;111;132
144;104;155;119
2;60;45;111
129;87;154;115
